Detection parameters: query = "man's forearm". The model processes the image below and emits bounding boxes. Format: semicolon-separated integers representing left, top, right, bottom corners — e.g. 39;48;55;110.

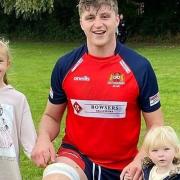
38;114;61;142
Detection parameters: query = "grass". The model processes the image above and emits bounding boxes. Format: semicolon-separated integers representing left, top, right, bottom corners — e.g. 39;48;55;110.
7;42;180;179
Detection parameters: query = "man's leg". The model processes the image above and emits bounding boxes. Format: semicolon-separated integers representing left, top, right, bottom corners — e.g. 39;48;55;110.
42;156;87;180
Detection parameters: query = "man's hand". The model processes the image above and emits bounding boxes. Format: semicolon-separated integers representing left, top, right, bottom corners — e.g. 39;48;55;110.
31;137;56;168
120;158;142;180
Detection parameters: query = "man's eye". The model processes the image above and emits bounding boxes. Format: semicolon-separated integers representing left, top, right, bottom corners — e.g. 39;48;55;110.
86;16;94;20
102;15;108;18
101;14;110;19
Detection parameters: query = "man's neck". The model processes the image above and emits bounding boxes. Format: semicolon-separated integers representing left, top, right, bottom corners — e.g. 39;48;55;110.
87;40;116;57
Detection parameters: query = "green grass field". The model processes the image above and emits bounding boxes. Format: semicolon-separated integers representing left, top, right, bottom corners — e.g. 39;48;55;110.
8;42;180;179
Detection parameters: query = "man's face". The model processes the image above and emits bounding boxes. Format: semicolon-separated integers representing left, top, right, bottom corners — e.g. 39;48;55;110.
80;4;119;48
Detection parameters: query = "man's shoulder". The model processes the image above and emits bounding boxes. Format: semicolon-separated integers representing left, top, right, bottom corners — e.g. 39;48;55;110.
116;43;152;73
58;44;87;64
116;43;148;63
51;44;87;80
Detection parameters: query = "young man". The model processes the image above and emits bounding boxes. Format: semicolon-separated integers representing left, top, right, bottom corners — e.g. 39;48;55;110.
31;0;164;179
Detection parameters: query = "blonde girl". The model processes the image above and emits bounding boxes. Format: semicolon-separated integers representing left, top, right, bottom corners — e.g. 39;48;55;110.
0;38;37;180
142;126;180;180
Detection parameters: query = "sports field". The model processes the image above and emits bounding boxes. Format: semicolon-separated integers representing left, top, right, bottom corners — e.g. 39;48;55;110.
8;42;180;179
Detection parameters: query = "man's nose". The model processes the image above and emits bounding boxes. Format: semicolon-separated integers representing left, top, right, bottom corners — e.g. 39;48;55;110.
93;17;103;28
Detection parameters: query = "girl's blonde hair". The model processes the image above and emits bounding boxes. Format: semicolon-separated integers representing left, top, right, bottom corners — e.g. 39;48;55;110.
143;126;180;164
0;38;11;85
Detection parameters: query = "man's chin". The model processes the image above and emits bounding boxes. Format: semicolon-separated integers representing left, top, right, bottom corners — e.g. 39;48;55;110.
93;40;107;47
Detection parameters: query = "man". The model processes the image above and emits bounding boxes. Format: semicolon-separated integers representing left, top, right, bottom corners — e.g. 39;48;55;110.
31;0;163;179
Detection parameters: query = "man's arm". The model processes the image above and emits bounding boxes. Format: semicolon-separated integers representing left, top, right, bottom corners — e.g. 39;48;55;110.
120;108;164;180
31;101;67;167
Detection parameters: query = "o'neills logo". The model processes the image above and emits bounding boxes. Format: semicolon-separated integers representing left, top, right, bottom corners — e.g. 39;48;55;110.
74;75;90;82
108;72;125;86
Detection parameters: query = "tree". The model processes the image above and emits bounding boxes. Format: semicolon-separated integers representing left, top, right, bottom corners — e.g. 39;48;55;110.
0;0;54;19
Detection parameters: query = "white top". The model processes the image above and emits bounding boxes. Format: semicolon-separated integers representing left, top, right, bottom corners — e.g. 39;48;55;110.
149;166;170;180
0;85;37;180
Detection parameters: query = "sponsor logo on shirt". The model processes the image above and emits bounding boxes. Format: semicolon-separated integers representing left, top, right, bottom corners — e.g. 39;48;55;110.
71;99;127;118
73;102;82;113
149;92;160;106
108;72;125;87
74;76;90;82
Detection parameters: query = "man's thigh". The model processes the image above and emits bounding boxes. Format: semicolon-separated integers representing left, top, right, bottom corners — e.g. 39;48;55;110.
42;156;87;180
42;143;121;180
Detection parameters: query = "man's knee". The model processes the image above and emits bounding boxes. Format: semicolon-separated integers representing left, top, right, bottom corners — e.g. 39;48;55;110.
43;163;80;180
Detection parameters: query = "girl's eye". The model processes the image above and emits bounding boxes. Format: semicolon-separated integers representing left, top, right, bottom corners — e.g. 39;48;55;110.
152;149;158;152
164;147;170;151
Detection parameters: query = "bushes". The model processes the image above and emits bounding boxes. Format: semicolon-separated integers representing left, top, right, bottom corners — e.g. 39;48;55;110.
0;2;179;42
0;13;83;41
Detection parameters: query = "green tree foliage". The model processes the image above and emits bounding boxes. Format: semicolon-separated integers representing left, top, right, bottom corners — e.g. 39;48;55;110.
0;0;54;19
0;0;179;41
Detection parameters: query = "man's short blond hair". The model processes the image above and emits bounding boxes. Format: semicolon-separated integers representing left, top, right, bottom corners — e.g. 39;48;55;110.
77;0;119;16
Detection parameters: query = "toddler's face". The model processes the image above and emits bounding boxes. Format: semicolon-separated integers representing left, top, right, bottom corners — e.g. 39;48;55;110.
148;144;176;169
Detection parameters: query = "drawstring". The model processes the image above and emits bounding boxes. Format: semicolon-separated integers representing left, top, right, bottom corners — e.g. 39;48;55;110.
92;163;101;180
98;165;101;180
93;162;95;180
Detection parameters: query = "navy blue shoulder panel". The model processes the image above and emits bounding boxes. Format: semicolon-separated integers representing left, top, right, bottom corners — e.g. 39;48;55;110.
49;44;88;104
115;42;161;112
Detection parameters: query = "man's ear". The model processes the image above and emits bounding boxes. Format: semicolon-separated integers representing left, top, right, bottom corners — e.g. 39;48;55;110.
116;14;120;27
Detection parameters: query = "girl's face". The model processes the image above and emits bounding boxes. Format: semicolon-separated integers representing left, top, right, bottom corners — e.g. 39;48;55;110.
0;47;9;86
149;144;176;170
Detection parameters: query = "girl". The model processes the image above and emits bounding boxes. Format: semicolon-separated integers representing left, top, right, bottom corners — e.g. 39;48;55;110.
0;39;37;180
142;126;180;180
